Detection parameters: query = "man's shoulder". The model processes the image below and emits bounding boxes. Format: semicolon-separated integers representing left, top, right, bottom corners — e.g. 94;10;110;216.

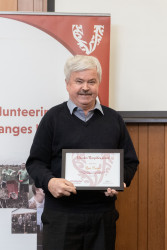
36;102;68;131
43;102;68;119
47;102;67;113
101;105;122;120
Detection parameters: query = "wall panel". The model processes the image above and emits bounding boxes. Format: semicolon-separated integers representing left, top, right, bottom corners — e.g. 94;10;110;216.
148;125;165;250
138;125;148;250
34;0;43;12
18;0;34;11
0;0;17;11
116;125;139;250
116;124;166;250
165;125;167;250
42;0;47;11
0;0;47;11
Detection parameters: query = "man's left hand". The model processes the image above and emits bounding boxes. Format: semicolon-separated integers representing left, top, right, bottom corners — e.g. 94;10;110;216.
104;188;118;197
104;183;126;197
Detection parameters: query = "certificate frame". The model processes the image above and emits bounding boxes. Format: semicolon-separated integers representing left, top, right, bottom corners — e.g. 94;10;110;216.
62;149;124;190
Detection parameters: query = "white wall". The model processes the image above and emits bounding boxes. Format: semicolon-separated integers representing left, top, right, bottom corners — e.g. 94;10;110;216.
54;0;167;111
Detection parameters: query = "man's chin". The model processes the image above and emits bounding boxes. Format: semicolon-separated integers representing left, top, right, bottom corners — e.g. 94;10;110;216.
78;100;95;108
78;95;92;100
78;97;92;104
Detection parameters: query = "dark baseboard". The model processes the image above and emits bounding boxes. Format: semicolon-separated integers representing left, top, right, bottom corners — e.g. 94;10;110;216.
118;111;167;123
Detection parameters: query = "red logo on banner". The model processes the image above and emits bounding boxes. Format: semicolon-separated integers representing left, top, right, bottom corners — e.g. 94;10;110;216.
72;25;104;55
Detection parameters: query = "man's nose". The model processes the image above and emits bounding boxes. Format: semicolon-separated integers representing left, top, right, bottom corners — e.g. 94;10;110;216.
82;82;89;90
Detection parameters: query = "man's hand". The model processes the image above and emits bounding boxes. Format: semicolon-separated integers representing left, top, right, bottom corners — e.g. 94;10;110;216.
104;188;119;197
104;183;126;197
48;178;77;198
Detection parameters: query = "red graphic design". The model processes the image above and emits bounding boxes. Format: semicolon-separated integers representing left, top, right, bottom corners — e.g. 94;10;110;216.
0;14;110;106
72;153;114;186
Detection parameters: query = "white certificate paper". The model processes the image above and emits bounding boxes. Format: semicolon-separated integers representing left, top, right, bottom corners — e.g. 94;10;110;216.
62;149;124;190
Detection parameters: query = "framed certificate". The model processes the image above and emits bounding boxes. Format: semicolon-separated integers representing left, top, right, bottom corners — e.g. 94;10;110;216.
62;149;124;190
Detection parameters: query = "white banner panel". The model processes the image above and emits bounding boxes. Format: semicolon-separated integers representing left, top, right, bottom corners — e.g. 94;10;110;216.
0;12;110;249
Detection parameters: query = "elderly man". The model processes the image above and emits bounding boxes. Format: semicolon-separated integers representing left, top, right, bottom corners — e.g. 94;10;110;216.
17;163;29;199
26;55;139;250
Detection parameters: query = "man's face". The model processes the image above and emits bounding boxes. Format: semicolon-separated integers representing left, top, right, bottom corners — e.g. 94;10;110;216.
66;68;100;111
21;164;25;169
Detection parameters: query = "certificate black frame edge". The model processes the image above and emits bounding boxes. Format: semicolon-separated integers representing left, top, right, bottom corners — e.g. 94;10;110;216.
61;149;66;179
61;149;124;191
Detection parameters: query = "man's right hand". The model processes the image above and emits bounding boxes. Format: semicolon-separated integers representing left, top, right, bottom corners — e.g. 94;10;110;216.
48;178;77;198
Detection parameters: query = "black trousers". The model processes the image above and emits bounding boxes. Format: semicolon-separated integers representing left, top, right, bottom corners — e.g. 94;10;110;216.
41;208;119;250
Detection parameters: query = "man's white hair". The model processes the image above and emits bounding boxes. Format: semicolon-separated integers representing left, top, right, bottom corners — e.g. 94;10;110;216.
64;55;102;83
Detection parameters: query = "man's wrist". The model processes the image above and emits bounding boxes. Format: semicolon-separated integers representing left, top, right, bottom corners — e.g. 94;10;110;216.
43;175;55;192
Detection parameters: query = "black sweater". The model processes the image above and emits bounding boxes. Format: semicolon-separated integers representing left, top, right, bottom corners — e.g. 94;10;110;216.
26;102;139;211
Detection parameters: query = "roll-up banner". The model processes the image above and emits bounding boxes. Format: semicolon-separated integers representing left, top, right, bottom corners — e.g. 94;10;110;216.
0;12;110;249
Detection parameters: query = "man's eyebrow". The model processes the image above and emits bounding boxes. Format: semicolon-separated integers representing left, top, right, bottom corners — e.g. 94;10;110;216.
75;78;84;81
74;78;97;82
88;78;97;81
